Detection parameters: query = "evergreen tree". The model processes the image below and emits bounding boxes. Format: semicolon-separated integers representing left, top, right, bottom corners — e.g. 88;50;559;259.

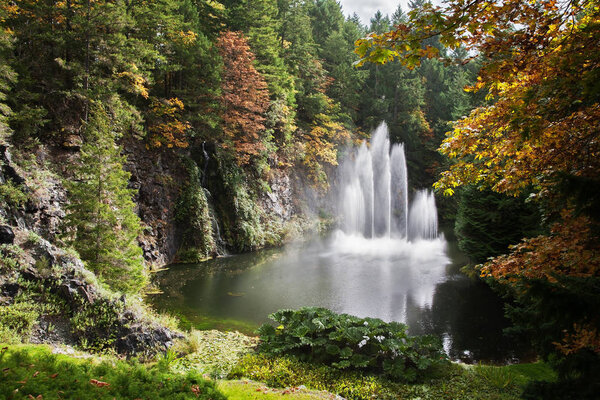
455;186;542;264
64;105;146;294
0;5;15;143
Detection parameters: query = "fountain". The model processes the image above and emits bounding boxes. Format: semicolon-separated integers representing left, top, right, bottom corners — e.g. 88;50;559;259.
337;122;439;241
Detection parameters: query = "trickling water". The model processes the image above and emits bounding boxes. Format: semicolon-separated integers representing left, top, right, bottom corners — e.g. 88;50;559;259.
339;122;437;240
201;141;210;186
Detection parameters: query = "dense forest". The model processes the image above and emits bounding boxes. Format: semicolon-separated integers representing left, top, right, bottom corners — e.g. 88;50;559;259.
0;0;598;399
0;0;477;275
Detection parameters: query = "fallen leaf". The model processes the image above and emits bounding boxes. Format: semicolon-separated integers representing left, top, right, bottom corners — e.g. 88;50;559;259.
90;379;110;388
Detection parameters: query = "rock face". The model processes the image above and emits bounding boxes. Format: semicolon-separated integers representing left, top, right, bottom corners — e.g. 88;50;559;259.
3;232;182;355
0;225;14;244
259;168;294;221
0;145;67;241
122;138;187;266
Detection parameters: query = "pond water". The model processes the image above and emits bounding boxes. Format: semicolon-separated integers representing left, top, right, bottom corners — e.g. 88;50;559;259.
151;232;533;364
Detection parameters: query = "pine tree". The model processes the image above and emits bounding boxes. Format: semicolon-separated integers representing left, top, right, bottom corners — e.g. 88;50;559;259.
65;105;146;294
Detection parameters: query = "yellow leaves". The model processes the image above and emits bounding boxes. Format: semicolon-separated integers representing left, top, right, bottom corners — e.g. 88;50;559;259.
171;30;198;46
147;97;190;149
117;65;149;99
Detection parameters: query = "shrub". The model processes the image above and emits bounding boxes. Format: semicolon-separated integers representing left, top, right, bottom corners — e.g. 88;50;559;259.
257;307;447;382
70;299;124;351
229;353;398;400
0;301;39;337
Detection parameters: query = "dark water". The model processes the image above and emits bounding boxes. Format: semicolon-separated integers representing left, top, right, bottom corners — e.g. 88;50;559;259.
151;232;533;363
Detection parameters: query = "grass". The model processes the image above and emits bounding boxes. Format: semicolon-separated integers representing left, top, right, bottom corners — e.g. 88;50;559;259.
170;329;258;378
472;362;556;389
228;353;557;400
0;344;226;400
218;380;338;400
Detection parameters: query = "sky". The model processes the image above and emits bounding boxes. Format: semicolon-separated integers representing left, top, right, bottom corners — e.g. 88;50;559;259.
337;0;404;26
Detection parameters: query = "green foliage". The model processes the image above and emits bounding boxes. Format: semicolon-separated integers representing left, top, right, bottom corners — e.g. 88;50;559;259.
230;353;541;400
0;301;39;339
170;329;258;378
229;353;399;399
217;380;330;400
0;344;226;400
0;178;27;207
0;279;70;344
211;150;266;252
455;186;542;264
64;105;146;294
500;276;600;400
70;299;124;352
0;243;26;272
175;157;214;261
257;307;446;381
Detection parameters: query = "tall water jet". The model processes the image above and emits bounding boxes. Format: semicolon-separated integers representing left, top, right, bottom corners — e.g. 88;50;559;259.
390;144;408;237
408;190;438;240
338;122;438;241
371;124;392;237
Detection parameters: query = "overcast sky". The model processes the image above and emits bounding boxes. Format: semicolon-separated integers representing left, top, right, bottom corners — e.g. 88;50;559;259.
337;0;405;26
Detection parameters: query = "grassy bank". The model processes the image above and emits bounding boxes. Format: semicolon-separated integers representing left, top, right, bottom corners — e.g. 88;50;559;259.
0;344;225;400
0;336;556;400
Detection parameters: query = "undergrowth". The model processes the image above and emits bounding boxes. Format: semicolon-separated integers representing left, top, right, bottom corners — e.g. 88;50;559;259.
229;353;555;400
0;344;226;400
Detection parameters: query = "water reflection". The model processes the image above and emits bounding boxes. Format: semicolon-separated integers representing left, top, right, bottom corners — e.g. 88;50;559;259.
152;234;531;363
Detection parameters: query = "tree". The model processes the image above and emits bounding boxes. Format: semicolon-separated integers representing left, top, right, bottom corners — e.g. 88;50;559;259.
0;4;15;143
217;31;271;166
64;105;146;294
356;0;600;396
455;186;541;264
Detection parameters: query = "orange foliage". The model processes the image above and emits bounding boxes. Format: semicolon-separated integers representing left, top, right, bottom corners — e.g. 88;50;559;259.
481;211;600;283
147;97;190;148
555;324;600;356
217;31;270;165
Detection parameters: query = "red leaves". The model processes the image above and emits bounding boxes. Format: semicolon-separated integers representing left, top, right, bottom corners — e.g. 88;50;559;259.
481;211;600;282
217;31;270;165
90;378;110;388
191;384;201;397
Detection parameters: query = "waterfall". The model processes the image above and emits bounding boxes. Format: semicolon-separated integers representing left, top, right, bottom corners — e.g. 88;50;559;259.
338;122;439;241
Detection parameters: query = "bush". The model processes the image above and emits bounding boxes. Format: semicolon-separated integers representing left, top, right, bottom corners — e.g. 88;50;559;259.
257;307;447;382
70;299;124;351
0;345;226;400
230;353;539;400
229;353;399;400
0;301;39;337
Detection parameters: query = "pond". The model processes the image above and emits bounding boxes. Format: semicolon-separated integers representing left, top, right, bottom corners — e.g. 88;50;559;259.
151;231;533;364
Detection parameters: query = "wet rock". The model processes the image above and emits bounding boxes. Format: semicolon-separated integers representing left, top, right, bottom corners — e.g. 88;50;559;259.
0;225;15;244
